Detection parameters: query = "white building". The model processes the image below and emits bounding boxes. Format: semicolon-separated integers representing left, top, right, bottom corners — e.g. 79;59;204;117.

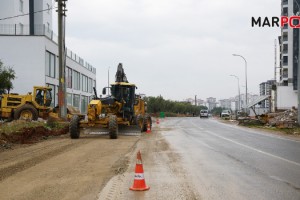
277;0;298;110
206;97;217;111
259;80;275;109
0;0;96;113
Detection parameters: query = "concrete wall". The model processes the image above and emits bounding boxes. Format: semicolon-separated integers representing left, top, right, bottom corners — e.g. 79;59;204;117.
277;86;297;110
0;36;45;93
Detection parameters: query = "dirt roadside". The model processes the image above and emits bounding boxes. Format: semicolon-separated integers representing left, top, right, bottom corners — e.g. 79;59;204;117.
0;120;198;200
0;131;140;200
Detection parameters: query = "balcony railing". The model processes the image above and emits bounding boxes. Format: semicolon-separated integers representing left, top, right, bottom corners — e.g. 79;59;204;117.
0;24;58;43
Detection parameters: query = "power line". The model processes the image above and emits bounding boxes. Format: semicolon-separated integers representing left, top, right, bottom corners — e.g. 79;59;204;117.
0;6;57;21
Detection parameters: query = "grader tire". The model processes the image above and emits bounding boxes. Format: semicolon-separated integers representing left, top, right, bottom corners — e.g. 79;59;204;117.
143;114;152;132
14;104;38;121
136;114;144;132
109;115;118;139
70;115;80;139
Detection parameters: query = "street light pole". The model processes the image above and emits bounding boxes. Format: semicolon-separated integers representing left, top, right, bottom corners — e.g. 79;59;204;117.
233;54;248;114
108;67;110;95
230;75;241;111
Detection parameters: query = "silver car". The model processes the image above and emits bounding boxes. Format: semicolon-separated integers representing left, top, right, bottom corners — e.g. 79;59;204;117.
200;110;209;118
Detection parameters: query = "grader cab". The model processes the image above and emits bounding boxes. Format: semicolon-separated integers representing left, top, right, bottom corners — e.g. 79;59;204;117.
69;63;152;139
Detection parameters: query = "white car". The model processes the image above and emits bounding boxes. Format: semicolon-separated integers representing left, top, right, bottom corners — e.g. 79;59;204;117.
221;110;231;118
200;110;209;118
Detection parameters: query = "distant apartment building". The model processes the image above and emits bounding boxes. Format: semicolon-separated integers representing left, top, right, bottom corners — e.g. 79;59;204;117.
259;80;275;108
277;0;299;110
197;99;205;106
0;0;96;113
219;99;232;110
206;97;217;111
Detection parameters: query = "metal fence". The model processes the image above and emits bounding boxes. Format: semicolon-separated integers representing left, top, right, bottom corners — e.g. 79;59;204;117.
0;24;58;43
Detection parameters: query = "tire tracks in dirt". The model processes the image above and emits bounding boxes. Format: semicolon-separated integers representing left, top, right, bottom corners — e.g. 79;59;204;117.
0;137;90;181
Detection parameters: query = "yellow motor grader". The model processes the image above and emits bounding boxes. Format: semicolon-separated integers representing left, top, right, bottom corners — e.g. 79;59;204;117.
69;63;152;139
0;86;85;121
0;86;53;121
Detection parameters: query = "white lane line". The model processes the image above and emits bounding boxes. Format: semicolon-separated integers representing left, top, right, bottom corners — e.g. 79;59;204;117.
209;119;300;143
204;130;300;167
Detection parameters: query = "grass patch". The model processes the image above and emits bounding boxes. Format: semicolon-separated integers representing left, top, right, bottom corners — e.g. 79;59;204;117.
0;119;69;136
0;120;46;136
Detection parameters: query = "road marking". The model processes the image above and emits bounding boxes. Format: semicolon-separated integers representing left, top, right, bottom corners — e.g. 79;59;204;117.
205;130;300;167
210;119;300;143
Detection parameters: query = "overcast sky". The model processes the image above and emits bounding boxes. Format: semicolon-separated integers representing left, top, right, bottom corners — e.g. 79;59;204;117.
54;0;281;101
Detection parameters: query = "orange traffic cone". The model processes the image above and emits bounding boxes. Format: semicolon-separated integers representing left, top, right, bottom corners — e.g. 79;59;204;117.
156;118;160;124
129;151;150;191
146;123;151;133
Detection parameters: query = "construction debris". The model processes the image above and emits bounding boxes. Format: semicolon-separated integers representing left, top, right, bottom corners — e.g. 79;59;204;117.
267;109;297;129
237;109;298;129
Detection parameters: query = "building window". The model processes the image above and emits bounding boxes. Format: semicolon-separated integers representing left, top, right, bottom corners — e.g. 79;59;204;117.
88;78;93;93
47;83;56;107
282;32;288;41
66;67;72;88
283;56;288;65
45;51;56;78
19;0;24;12
73;94;80;109
81;75;88;92
282;7;288;16
81;96;88;114
67;93;72;106
283;68;288;78
283;44;288;53
73;70;80;90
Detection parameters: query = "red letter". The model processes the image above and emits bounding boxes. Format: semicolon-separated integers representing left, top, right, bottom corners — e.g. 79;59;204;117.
289;16;300;28
281;16;288;27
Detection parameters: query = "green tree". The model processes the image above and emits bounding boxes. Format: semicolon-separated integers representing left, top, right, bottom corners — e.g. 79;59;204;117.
210;107;223;116
0;60;16;94
145;95;207;116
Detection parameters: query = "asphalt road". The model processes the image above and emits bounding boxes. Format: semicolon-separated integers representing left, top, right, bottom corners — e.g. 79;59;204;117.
160;117;300;200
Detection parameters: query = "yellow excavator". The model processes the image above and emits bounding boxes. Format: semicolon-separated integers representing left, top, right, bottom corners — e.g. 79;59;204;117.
69;63;152;139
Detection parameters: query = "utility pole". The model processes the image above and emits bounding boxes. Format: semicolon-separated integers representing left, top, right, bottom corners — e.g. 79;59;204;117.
57;0;67;119
195;95;197;106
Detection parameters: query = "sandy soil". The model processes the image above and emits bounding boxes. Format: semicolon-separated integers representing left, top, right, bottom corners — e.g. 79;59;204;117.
0;119;197;200
0;132;140;200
